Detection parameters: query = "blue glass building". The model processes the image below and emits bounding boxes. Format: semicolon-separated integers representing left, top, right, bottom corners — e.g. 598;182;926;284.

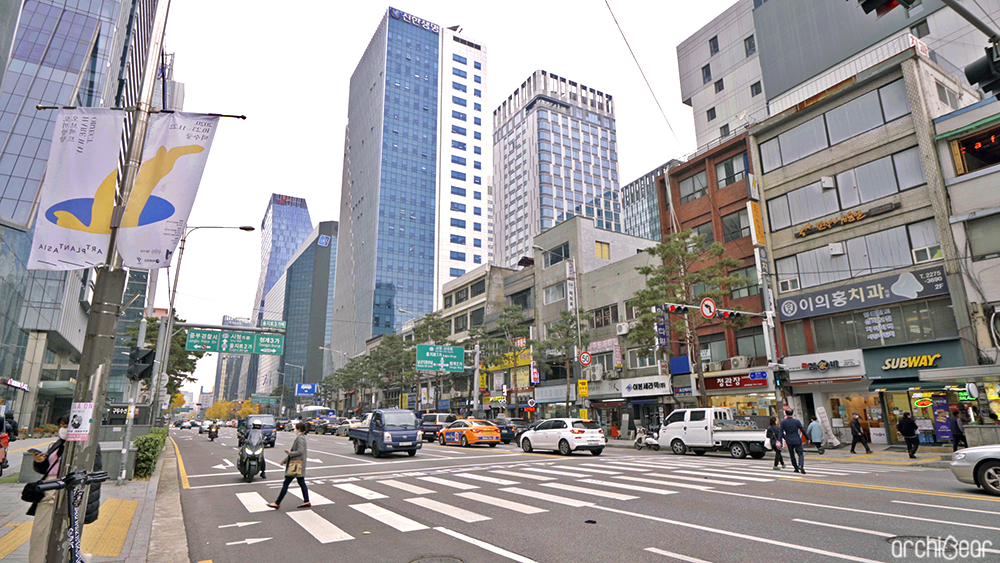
621;160;681;242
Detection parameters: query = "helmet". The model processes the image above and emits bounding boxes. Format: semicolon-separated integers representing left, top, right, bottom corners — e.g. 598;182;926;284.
251;421;262;429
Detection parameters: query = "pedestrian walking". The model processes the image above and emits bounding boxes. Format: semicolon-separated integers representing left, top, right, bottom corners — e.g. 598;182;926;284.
896;412;920;458
850;412;872;454
781;409;807;474
766;416;785;470
949;410;968;451
806;415;825;454
268;422;310;509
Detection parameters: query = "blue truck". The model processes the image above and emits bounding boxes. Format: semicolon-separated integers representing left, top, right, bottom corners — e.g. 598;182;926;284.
348;409;422;458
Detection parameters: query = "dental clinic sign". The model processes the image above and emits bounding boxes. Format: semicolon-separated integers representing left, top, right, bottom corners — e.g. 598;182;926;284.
389;7;440;34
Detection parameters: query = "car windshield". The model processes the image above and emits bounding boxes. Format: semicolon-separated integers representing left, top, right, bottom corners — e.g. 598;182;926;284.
471;420;496;427
573;420;601;429
383;412;418;427
248;415;275;427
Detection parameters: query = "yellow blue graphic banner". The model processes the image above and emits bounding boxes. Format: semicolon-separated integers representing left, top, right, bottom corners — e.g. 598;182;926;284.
28;108;126;270
116;112;220;268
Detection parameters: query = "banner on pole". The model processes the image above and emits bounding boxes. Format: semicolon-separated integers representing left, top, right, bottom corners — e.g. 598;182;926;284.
28;108;126;270
117;112;221;268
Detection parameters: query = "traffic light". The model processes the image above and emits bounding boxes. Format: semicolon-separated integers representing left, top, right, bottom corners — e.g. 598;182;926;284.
858;0;919;18
666;303;689;315
715;309;743;321
127;347;155;381
966;45;1000;95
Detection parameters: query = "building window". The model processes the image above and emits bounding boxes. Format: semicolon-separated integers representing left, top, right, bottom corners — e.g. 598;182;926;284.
509;288;532;310
474;89;482;98
453;314;468;333
702;64;712;85
911;20;930;38
474;75;481;83
451;202;466;212
451;218;466;228
744;34;756;57
736;327;765;357
470;279;486;297
730;266;760;299
720;124;730;138
544;282;567;304
474;61;481;70
456;287;469;304
595;241;610;259
709;35;719;56
474;206;481;215
591;304;619;328
451;155;466;166
452;125;467;136
722;208;751;242
678;170;708;204
689;221;714;247
952;123;1000;175
543;242;570;267
474;238;481;248
699;333;727;363
474;222;482;231
452;110;467;121
908;219;942;264
716;152;746;188
450;251;466;261
706;107;716;122
470;307;485;326
451;186;466;196
450;268;465;277
776;256;799;293
453;68;467;78
452;140;466;151
783;321;807;355
450;234;466;245
750;81;762;97
714;79;724;94
629;348;655;369
451;171;466;181
936;81;959;110
968;213;1000;261
445;295;453;308
453;53;467;64
453;81;467;92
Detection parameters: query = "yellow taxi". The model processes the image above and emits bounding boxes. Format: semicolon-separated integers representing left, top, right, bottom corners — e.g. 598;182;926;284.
438;418;501;447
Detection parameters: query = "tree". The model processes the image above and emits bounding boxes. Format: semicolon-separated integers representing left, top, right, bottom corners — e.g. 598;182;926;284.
630;229;749;408
467;306;532;412
126;316;206;397
237;401;259;419
371;334;410;408
317;374;338;409
531;308;591;418
169;392;186;412
409;312;453;412
205;400;234;420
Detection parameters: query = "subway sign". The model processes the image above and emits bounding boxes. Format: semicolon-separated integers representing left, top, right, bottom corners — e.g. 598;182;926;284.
882;354;941;371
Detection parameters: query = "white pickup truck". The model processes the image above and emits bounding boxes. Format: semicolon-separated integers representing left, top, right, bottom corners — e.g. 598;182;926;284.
657;407;771;459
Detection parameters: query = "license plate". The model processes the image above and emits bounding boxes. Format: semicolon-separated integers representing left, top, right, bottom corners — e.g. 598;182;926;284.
588;440;601;445
398;441;412;446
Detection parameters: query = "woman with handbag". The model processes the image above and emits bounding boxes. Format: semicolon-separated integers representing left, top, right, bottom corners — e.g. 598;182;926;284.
268;422;310;509
766;416;786;470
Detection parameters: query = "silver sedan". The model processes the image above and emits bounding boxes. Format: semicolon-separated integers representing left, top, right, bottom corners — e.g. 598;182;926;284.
950;444;1000;496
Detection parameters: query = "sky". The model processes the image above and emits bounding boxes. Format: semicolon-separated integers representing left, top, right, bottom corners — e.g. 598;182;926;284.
163;0;738;396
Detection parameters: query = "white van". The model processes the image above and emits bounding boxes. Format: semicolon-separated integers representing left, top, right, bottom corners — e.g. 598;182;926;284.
658;407;770;459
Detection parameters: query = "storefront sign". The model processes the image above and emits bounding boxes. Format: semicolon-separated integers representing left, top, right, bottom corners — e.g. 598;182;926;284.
577;379;589;397
931;394;952;441
777;266;948;321
2;378;29;391
587;337;623;367
674;386;692;396
492;372;504;391
704;371;768;391
882;354;941;371
514;366;530;389
534;385;576;403
622;375;672;397
865;340;964;379
913;398;933;408
587;379;620;398
530;362;540;384
389;7;441;34
794;202;900;238
787;350;864;383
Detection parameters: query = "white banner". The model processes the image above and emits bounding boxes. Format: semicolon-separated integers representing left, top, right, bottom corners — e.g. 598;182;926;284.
28;108;126;270
117;112;220;268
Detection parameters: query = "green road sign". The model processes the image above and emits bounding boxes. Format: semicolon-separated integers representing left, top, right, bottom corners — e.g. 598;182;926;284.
261;319;286;329
254;333;284;355
416;344;465;372
221;331;255;354
250;396;279;405
186;329;220;352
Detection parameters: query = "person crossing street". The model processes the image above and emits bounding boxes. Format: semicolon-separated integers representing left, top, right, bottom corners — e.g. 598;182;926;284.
781;409;806;474
268;422;310;510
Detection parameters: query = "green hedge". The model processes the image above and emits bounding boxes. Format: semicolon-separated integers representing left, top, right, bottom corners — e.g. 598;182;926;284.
134;428;168;479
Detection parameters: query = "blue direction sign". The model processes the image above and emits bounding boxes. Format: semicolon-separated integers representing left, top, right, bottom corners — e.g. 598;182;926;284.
295;383;316;397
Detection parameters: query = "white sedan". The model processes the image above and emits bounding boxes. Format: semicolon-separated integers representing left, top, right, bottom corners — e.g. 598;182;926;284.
519;418;605;456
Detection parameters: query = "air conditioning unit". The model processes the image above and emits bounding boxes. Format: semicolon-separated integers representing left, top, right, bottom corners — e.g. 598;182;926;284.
591;364;604;381
607;368;621;379
706;361;724;372
628;320;639;330
820;176;835;189
616;322;630;336
828;242;845;256
730;355;750;370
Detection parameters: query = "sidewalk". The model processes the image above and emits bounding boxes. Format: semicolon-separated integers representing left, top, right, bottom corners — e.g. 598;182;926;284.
0;436;176;562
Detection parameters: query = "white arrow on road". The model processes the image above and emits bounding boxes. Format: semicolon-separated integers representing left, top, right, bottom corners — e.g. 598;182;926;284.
219;521;259;529
211;459;235;470
226;537;272;546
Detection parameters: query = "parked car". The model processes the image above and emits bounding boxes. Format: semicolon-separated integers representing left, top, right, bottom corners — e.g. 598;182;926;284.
491;417;526;445
950;444;1000;496
519;418;604;456
657;407;770;459
439;419;501;447
348;410;422;458
419;413;458;442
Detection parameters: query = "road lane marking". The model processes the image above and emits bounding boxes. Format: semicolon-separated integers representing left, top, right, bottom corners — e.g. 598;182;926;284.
891;500;1000;515
706;489;1000;531
645;547;716;563
350;503;428;532
309;448;377;464
611;475;714;491
379;479;435;495
456;491;548;514
287;511;353;543
418;476;479;490
405;497;491;522
333;483;387;500
793;519;893;537
170;437;190;489
522;467;592;478
491;470;554;481
452;472;519;486
783;478;1000;502
640;473;745;486
435;527;536;563
540;482;638;500
727;468;806;479
499;487;594;507
224;537;271;546
218;522;259;528
594;505;882;563
235;492;272;513
578;478;678;496
186;452;524;479
674;470;774;482
582;463;648;473
285;487;333;506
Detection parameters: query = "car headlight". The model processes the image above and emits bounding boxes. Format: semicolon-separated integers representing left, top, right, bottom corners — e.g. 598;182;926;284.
953;452;967;461
384;431;392;442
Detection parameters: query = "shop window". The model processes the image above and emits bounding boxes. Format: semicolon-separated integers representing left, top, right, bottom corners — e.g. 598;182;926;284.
967;213;1000;261
591;304;619;329
736;327;766;357
628;348;655;369
783;321;808;356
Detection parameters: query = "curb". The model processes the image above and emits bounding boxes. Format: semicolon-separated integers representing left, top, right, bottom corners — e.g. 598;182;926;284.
146;438;190;563
121;440;167;563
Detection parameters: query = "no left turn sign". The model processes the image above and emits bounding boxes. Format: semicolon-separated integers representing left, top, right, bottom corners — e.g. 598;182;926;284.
700;297;717;320
579;351;593;366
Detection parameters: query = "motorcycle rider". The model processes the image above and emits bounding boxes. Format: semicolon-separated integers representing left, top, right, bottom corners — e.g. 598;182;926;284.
208;420;219;440
243;421;267;479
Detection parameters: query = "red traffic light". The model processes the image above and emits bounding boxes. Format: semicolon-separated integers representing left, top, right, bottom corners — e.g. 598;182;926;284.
667;304;688;314
716;310;742;320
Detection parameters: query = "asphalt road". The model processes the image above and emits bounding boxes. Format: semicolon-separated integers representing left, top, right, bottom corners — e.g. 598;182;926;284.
171;427;1000;563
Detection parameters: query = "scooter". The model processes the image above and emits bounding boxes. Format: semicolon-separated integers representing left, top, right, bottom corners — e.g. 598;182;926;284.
208;426;218;441
634;427;660;451
238;433;265;483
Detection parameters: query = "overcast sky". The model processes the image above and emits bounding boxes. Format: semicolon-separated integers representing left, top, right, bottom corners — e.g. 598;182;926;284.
164;0;737;396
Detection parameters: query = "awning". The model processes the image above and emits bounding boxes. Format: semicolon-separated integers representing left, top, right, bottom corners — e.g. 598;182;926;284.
918;364;1000;382
868;379;948;392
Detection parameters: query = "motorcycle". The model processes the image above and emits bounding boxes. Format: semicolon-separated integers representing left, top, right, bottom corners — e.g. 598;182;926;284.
634;427;660;451
238;432;265;483
208;426;218;441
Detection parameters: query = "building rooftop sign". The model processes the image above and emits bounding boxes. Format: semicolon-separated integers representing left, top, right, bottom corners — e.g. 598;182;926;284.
389;7;440;34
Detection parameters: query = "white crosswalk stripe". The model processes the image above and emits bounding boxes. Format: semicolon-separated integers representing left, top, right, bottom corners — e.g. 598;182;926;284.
333;483;388;500
452;472;520;485
499;487;594;507
578;479;678;496
563;465;621;475
491;469;555;481
379;479;436;495
405;497;491;522
288;510;353;543
640;472;746;486
236;492;273;513
674;470;774;482
418;476;479;490
285;488;334;505
522;467;592;478
350;503;428;532
612;475;715;491
540;482;638;500
583;463;651;473
456;492;548;514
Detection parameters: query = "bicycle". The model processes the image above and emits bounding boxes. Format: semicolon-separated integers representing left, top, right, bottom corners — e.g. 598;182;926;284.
35;470;109;563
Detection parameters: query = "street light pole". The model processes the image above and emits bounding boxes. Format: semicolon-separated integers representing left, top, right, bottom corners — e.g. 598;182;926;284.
533;246;583;418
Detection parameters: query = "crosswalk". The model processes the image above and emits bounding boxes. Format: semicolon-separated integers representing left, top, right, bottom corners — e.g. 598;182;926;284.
224;452;936;556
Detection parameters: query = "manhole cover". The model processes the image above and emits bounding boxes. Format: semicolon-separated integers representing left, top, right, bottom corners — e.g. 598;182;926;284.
885;536;958;558
410;558;465;563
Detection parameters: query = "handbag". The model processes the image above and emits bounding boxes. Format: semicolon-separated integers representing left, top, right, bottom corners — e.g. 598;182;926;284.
21;481;44;504
286;458;303;477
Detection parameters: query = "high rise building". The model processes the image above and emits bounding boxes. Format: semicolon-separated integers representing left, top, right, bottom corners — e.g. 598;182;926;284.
492;70;619;269
214;315;251;403
247;194;312;394
331;7;490;359
621;160;681;242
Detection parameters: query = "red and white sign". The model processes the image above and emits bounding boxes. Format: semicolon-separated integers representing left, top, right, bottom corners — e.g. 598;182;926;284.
579;351;593;366
2;378;29;392
704;373;768;391
700;297;717;320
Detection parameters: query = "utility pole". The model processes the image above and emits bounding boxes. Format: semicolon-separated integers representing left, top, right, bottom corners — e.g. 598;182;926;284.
44;1;172;559
116;317;146;486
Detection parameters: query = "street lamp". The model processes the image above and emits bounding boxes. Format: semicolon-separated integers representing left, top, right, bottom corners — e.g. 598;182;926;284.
532;244;583;418
152;225;255;424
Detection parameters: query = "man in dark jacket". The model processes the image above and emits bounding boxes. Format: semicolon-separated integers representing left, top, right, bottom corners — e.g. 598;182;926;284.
949;410;968;451
896;412;919;458
850;412;872;454
780;409;806;474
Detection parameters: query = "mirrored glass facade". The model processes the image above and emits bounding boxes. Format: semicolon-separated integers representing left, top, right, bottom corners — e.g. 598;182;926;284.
622;160;679;242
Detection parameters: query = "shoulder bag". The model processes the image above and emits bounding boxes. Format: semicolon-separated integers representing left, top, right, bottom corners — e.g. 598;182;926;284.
286;458;303;477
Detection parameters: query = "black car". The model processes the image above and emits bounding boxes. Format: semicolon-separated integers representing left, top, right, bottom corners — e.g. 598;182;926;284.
491;417;527;445
514;419;542;447
321;418;341;435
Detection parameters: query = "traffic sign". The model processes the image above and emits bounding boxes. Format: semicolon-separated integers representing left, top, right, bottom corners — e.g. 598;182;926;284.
221;331;255;354
579;351;593;366
416;344;465;372
527;398;536;407
295;383;316;397
261;319;286;329
254;333;284;355
700;297;717;320
577;379;589;398
186;329;220;352
250;396;279;405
